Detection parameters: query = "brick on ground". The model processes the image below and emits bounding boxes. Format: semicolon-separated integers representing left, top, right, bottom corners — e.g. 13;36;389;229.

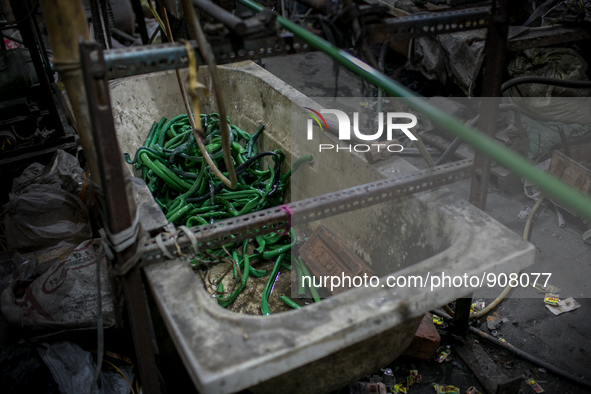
402;313;441;359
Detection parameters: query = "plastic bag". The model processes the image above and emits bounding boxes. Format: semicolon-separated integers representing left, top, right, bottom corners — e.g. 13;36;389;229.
3;184;91;252
38;341;134;394
1;239;116;332
406;29;487;96
0;250;35;295
11;149;84;196
505;48;591;124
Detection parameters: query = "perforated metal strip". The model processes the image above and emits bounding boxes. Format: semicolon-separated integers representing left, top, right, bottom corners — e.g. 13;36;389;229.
104;35;313;80
141;160;473;264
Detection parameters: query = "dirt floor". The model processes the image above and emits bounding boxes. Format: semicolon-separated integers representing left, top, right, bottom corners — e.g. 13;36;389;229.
261;52;591;393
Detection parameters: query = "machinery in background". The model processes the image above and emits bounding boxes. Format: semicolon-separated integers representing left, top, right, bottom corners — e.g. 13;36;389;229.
0;0;78;198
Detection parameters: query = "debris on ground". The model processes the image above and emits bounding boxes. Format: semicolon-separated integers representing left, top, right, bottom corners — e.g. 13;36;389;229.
382;368;396;390
543;293;559;306
349;381;388;394
545;297;581;316
518;207;532;220
525;377;545;393
435;347;451;363
533;283;561;294
433;383;460;393
486;312;508;330
391;380;408;393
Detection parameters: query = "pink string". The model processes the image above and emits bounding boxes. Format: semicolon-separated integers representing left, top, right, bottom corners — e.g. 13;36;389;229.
277;204;292;235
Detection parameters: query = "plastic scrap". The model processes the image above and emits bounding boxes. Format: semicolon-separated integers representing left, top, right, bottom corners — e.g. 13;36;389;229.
350;381;388;394
0;343;60;392
505;48;591;123
406;30;487;96
408;370;422;386
543;293;559;306
1;239;116;332
432;314;444;326
382;368;396;389
545;297;581;316
3;149;89;254
466;387;482;394
38;341;134;394
542;0;591;26
525;378;545;393
533;283;561;294
433;384;460;393
11;150;84;196
518;207;532;220
486;313;507;330
391;381;407;393
474;299;486;312
435;347;451;363
0;250;35;294
3;184;91;252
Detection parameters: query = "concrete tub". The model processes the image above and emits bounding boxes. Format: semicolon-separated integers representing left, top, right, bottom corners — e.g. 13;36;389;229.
110;61;534;393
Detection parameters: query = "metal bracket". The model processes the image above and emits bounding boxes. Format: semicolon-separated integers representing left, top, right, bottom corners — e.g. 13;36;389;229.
141;160;473;264
104;34;313;79
365;7;491;42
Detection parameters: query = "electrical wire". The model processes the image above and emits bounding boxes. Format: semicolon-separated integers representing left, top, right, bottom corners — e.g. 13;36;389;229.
102;359;135;394
12;0;39;24
147;0;169;40
181;0;238;189
159;4;236;190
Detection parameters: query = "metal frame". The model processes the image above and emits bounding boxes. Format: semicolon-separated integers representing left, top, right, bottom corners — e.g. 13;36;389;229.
141;160;473;261
104;35;314;79
78;1;519;392
80;42;161;394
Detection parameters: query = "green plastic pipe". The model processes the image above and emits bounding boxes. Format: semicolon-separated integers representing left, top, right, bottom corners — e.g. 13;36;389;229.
237;0;591;219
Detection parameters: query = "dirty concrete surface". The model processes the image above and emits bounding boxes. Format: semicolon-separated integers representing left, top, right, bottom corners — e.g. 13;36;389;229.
263;52;591;393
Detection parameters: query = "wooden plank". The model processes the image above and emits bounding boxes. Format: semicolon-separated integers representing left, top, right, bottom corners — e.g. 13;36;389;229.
508;25;590;52
455;340;521;394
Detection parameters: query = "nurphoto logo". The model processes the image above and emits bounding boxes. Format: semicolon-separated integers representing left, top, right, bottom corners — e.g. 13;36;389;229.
304;107;417;153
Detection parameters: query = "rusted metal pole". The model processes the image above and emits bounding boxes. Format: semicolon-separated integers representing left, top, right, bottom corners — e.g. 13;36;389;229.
80;42;161;394
38;0;101;187
468;0;509;210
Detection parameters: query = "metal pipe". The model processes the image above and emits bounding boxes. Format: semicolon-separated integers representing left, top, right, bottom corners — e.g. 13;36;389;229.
470;327;591;390
39;0;101;187
501;76;591;94
432;308;591;390
192;0;247;35
237;0;591;219
294;0;335;15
